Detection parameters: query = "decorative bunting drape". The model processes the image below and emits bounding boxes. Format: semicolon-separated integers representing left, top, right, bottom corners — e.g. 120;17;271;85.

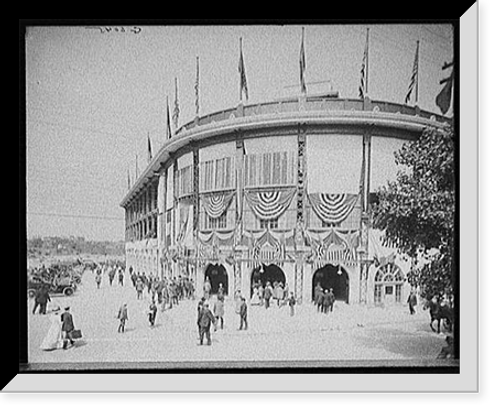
200;191;234;219
176;204;190;244
307;193;359;225
242;229;291;267
305;228;359;269
245;188;296;221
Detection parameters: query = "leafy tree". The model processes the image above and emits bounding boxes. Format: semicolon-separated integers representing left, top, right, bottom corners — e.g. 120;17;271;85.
372;127;455;302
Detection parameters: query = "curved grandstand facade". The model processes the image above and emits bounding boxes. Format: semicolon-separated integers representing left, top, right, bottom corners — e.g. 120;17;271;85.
120;93;450;305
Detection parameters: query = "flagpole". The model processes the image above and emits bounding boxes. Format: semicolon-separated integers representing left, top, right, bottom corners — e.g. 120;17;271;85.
366;28;369;97
195;56;200;118
300;27;306;95
415;40;420;105
173;77;179;131
239;37;243;103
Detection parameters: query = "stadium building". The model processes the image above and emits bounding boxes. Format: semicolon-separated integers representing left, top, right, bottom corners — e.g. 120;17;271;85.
119;92;450;306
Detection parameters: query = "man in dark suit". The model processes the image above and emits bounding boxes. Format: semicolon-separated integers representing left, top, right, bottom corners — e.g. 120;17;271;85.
61;306;75;349
263;282;273;309
197;302;215;346
238;297;248;330
35;285;51;315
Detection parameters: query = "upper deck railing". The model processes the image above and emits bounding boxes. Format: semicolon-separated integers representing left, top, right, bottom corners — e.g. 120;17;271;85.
121;94;451;207
175;94;450;136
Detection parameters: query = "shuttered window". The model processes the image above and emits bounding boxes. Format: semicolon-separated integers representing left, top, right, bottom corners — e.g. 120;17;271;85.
244;151;296;188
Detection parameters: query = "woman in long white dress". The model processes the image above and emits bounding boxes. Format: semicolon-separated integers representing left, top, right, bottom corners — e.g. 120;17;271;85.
250;287;260;306
40;306;62;351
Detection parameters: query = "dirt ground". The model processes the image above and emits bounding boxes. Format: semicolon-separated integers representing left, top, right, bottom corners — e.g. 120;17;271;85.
26;269;455;369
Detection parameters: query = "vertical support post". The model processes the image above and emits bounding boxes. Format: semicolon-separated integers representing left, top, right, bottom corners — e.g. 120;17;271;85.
192;147;200;237
296;125;307;304
157;168;167;279
235;137;245;296
359;129;372;304
297;124;306;225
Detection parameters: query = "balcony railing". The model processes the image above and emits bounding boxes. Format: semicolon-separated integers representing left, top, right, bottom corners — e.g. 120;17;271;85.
175;95;449;138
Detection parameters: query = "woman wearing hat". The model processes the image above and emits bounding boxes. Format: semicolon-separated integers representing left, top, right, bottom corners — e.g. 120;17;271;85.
40;306;62;351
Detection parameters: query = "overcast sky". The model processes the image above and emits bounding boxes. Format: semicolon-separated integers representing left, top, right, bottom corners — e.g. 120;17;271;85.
25;23;453;241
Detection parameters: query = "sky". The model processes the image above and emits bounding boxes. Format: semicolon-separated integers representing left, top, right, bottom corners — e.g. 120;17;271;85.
25;23;454;241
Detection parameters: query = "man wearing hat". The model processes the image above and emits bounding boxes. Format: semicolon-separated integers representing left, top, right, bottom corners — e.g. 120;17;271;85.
197;302;216;346
117;303;128;333
60;306;75;349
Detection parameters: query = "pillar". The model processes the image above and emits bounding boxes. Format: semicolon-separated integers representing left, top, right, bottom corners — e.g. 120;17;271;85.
157;168;166;279
359;129;372;304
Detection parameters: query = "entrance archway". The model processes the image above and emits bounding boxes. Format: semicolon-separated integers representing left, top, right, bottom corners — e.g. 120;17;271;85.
204;264;228;295
250;264;286;297
312;264;349;303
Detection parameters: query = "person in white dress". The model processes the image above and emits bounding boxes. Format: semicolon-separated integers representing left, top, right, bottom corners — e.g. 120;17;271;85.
40;306;62;351
250;287;260;306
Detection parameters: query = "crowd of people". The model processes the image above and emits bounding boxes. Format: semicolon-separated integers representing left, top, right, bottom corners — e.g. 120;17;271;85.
31;261;453;359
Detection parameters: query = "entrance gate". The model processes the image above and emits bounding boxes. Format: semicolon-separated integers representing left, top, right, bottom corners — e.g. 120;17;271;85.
250;264;286;297
205;264;228;295
312;264;349;303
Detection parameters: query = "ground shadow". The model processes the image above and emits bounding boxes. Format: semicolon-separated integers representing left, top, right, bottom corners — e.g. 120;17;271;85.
355;327;447;359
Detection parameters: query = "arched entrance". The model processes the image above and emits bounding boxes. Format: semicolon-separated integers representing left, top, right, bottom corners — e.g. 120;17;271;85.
374;263;404;305
250;264;286;297
204;264;228;295
312;264;349;303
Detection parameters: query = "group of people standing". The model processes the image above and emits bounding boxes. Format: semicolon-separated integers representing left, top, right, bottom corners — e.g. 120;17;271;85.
112;267;196;334
94;264;124;289
249;280;296;316
195;284;249;346
313;283;336;314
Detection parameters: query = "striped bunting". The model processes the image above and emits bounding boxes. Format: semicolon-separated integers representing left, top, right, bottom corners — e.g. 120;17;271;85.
200;191;234;219
308;193;359;225
245;188;296;221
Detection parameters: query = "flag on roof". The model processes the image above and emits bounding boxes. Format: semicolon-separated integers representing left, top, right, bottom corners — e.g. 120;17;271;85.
299;27;306;94
359;28;369;99
238;37;249;101
436;61;454;115
405;40;420;105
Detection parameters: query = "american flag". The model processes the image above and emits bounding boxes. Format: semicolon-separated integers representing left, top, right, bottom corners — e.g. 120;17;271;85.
405;41;420;105
238;38;249;101
195;56;200;116
436;61;454;115
147;133;153;161
166;95;172;140
173;77;180;131
299;27;306;94
359;28;369;99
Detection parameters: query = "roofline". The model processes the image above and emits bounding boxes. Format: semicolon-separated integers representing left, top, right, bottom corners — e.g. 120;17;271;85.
120;96;451;207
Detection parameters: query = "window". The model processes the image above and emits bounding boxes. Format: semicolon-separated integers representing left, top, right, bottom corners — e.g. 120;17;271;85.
374;263;405;304
244;151;296;188
260;218;278;229
200;157;235;192
177;165;193;197
205;211;227;230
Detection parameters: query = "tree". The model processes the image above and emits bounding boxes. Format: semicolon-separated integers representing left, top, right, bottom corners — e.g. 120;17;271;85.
372;127;455;302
